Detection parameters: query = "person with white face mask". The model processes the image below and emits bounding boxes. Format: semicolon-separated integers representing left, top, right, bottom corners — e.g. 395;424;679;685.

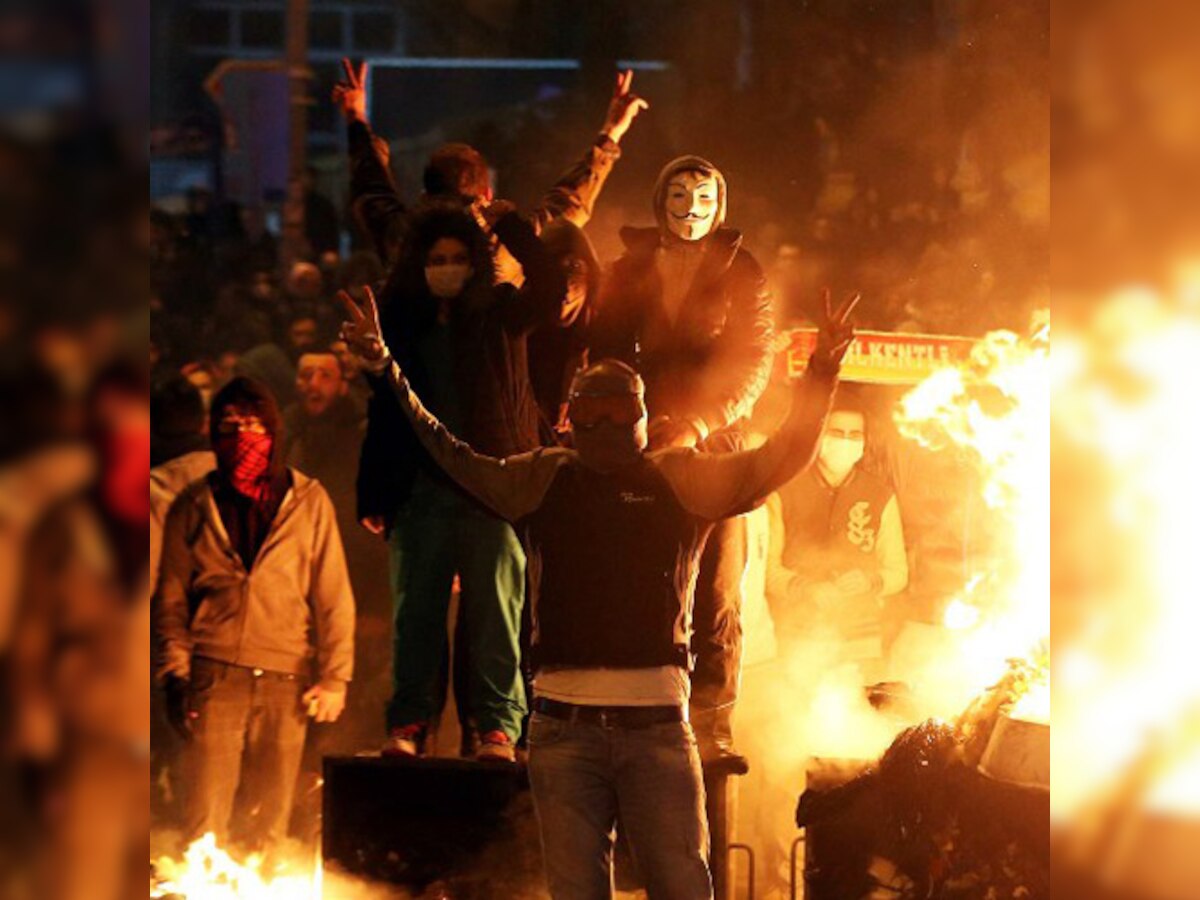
588;155;773;767
352;202;571;763
424;239;473;299
765;399;909;677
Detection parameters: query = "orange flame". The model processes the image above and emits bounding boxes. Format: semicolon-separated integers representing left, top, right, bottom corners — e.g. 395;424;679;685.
152;834;319;900
892;317;1050;717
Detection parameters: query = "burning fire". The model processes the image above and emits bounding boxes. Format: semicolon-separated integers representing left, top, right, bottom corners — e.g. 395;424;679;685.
151;834;320;900
892;315;1050;720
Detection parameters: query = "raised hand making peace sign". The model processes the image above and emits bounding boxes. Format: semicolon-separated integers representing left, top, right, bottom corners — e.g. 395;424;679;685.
811;288;860;372
337;286;388;367
600;69;650;145
332;58;369;125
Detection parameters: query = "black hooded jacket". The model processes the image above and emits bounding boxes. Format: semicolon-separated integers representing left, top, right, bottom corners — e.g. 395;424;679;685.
356;206;567;525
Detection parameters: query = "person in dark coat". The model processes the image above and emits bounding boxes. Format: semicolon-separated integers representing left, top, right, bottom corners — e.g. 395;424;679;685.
587;155;775;765
357;202;568;761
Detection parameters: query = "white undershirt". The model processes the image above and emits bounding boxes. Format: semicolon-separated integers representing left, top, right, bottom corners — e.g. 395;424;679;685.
533;666;690;710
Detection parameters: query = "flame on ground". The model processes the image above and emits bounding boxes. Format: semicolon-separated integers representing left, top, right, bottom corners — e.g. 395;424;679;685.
152;834;319;900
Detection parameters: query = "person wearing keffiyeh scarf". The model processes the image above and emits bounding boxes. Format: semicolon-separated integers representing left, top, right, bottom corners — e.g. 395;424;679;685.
155;374;355;852
208;378;290;568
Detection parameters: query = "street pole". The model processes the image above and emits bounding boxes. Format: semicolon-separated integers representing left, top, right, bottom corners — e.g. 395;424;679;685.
282;0;310;271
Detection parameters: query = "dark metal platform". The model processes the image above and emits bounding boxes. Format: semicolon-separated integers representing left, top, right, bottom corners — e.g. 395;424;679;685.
322;755;541;897
322;753;749;897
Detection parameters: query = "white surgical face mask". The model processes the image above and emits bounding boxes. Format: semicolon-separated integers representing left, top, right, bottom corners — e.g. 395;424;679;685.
819;435;864;481
425;263;472;298
664;172;719;241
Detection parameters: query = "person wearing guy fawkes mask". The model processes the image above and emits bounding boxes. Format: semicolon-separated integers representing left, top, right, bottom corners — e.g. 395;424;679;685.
338;282;856;900
767;394;909;673
356;202;569;762
588;156;774;766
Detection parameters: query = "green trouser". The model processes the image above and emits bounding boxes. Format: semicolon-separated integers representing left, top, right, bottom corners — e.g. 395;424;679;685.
386;507;527;741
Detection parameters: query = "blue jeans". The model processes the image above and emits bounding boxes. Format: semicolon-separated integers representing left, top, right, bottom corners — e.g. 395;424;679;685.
527;712;713;900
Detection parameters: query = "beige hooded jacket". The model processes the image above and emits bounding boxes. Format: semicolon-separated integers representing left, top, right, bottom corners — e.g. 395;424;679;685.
153;469;354;690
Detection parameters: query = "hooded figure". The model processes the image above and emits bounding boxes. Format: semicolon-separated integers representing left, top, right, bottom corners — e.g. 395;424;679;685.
652;154;728;239
207;377;290;570
589;156;771;447
155;373;355;852
587;155;775;763
352;202;569;761
357;202;566;524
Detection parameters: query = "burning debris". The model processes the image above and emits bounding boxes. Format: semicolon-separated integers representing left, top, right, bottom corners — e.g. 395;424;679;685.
149;832;411;900
790;319;1051;899
797;660;1049;900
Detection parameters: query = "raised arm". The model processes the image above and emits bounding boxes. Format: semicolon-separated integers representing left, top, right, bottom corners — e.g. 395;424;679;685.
657;291;858;520
338;287;565;522
486;207;570;334
334;58;406;258
527;69;648;231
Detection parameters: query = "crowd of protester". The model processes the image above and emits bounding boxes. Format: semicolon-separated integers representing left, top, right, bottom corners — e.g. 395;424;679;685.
136;26;1050;878
140;60;1034;900
0;0;1045;896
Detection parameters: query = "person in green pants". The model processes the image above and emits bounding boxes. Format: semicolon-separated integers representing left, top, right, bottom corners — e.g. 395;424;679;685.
367;203;568;761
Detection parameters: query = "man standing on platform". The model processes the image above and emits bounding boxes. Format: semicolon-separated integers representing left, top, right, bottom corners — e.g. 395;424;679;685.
338;282;856;899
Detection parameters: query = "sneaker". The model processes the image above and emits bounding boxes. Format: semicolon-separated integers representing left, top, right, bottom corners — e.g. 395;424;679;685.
475;730;516;762
382;723;425;757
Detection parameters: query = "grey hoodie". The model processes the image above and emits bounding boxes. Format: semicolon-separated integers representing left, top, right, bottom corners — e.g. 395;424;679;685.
154;468;355;690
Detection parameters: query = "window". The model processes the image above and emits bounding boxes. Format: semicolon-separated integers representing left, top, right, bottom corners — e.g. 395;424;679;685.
353;12;395;52
310;11;343;49
240;10;285;49
188;8;230;46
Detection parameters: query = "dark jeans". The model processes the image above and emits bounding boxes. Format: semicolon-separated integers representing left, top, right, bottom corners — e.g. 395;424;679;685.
689;514;748;741
183;657;308;849
527;712;712;900
386;509;527;740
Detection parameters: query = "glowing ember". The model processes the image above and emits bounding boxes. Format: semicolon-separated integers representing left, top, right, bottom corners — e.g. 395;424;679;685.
151;834;319;900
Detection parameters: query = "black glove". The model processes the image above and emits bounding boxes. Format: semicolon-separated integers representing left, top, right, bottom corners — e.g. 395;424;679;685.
164;675;194;742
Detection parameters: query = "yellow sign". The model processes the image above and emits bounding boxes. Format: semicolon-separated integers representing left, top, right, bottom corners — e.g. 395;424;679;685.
782;328;977;385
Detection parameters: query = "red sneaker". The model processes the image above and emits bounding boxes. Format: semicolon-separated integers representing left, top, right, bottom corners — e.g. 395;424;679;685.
475;730;516;762
382;723;425;757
